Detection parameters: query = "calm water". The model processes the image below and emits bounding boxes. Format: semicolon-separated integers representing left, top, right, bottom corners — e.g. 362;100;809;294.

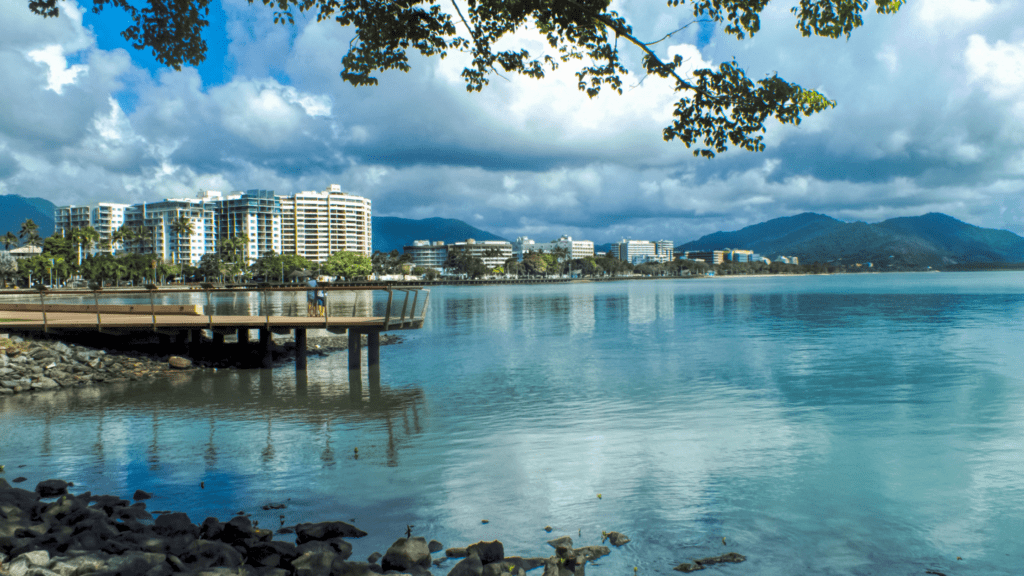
2;272;1023;575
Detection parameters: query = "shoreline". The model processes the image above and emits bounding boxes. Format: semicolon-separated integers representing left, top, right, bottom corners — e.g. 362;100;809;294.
0;331;403;397
0;479;652;576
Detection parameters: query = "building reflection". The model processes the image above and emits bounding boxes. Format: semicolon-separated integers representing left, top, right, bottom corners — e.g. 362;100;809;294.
0;358;427;471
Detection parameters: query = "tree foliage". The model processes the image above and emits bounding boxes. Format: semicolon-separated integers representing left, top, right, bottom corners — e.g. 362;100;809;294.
27;0;902;157
323;250;372;280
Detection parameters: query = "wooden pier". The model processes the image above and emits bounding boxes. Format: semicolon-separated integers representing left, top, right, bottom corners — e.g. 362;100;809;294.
0;284;429;370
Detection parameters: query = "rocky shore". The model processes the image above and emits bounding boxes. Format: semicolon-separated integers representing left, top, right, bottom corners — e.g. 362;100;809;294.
0;331;403;396
0;479;656;576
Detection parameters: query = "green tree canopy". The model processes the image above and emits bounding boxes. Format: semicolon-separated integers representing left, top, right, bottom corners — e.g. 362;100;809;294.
323;251;372;280
27;0;902;157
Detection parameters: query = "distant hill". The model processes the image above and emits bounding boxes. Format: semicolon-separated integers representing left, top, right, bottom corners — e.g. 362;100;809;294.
0;195;55;239
372;216;507;253
678;212;1024;268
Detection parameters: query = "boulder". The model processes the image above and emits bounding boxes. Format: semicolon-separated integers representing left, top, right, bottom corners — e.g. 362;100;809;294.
218;516;256;544
482;560;526;576
603;532;630;547
572;547;610;564
367;552;382;563
180;539;245;569
446;547;469;558
133;489;154;501
466;541;504;565
428;540;444;553
35;479;69;498
293;550;338;576
154;512;199;538
168;356;192;370
546;537;572;550
332;560;382;576
295;521;367;543
382;537;431;571
447;552;483;576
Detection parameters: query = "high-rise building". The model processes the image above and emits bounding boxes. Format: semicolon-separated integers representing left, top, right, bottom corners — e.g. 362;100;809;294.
403;240;448;269
54;202;131;256
447;239;513;269
208;190;282;264
123;197;218;265
611;239;658;264
279;184;371;262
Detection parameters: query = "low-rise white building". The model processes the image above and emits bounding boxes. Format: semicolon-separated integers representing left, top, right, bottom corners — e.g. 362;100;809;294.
513;235;594;260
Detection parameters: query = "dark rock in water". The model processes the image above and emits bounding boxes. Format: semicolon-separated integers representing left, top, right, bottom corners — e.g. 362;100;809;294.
219;515;256;544
573;546;610;563
547;536;573;550
466;540;504;565
154;512;199;538
603;532;630;546
504;557;546;572
262;502;287;510
35;479;69;497
673;552;745;572
11;477;27;483
446;547;469;558
368;552;383;563
542;558;581;576
447;552;484;576
382;536;431;571
200;517;225;540
428;539;444;553
296;521;368;542
133;489;153;501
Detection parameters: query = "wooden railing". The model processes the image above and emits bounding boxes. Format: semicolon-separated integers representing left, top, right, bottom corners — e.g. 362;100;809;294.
0;284;430;333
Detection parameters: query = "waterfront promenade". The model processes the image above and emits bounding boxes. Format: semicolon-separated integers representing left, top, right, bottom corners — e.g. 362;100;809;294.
0;284;428;369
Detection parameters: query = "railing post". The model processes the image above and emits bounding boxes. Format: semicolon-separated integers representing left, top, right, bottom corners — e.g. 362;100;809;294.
146;284;158;331
90;283;102;332
409;290;419;326
261;283;271;329
201;282;214;329
383;287;393;330
36;286;48;332
323;286;329;328
399;290;410;325
420;289;430;321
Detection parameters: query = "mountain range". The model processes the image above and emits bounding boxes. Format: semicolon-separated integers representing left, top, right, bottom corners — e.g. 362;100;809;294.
677;212;1024;267
2;194;1021;268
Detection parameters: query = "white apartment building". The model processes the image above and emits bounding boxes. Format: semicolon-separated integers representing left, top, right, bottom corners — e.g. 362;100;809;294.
448;239;513;269
608;239;674;264
403;240;448;269
655;240;675;263
123;197;218;265
207;189;282;264
280;184;371;262
512;235;595;260
54;202;130;255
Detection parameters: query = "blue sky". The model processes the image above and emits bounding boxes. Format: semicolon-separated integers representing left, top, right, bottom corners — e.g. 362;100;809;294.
2;0;1023;244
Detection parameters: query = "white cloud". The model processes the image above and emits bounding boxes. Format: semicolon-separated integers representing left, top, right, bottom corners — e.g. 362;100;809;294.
965;34;1024;99
27;45;87;93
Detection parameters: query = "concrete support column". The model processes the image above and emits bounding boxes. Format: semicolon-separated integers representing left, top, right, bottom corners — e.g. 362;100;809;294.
213;332;224;346
259;329;273;368
348;329;362;370
367;331;380;367
188;329;203;356
238;328;250;345
295;329;307;370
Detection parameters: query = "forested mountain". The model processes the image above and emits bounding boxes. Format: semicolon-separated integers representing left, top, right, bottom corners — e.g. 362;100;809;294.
372;216;506;253
0;195;55;239
678;212;1024;267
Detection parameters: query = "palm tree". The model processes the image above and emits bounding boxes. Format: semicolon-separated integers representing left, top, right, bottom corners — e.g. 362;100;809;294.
1;232;17;249
71;226;100;266
19;217;40;247
169;215;195;265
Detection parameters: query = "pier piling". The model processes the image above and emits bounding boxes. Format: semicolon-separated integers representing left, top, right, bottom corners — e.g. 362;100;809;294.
295;329;307;370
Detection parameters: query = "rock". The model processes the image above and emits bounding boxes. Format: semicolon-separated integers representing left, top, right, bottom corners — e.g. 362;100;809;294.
382;537;431;571
603;532;630;547
35;479;69;497
168;356;192;370
181;539;245;569
547;537;572;550
293;550;338;576
544;526;552;533
505;557;547;572
466;541;504;565
368;552;382;563
219;516;256;544
446;548;469;558
332;561;382;576
428;540;444;553
154;512;200;538
246;540;299;568
447;552;483;576
572;547;610;564
17;549;51;567
673;552;745;573
134;489;153;501
32;377;59;390
482;561;526;576
295;521;367;543
12;476;27;483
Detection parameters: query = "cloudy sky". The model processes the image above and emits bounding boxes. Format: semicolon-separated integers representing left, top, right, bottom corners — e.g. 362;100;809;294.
1;0;1023;244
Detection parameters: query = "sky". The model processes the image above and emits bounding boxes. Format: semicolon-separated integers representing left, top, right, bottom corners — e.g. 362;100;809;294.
1;0;1023;245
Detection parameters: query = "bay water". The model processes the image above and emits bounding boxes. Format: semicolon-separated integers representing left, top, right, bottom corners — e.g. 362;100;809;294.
1;272;1023;575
